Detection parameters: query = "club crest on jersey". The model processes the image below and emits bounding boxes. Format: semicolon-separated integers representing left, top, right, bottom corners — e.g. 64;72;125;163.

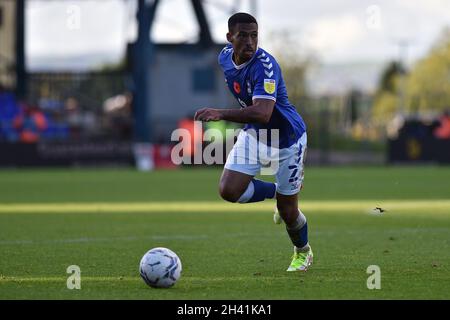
264;79;276;94
233;81;241;94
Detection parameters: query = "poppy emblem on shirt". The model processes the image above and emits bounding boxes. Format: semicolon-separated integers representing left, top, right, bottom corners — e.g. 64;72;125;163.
233;81;241;94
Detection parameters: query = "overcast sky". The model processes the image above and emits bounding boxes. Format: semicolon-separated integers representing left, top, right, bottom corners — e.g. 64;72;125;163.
26;0;450;70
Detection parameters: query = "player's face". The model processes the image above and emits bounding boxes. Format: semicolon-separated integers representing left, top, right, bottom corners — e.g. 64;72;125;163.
227;23;258;63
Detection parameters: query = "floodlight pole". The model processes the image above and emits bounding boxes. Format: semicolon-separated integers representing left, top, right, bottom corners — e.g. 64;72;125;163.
191;0;213;46
16;0;26;99
132;0;159;143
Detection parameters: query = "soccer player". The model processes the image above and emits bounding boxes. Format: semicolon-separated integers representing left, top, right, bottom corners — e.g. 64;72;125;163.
194;13;312;271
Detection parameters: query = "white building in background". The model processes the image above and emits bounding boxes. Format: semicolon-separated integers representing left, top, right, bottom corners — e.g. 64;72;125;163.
147;43;234;142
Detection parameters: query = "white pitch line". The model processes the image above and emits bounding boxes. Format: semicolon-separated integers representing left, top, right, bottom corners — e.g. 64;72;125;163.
0;276;138;283
0;232;278;246
0;234;209;246
1;227;449;247
0;276;282;283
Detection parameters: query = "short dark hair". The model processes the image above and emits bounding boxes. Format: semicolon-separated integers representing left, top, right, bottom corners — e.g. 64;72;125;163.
228;12;257;31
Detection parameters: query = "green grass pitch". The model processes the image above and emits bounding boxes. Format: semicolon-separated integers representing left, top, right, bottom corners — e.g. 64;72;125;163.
0;166;449;299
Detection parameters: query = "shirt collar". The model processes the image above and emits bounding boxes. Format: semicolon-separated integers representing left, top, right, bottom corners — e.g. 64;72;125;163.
231;47;260;70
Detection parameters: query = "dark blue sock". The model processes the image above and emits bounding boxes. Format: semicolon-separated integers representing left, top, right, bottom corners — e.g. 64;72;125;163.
240;179;276;203
287;222;309;248
237;179;276;203
249;179;276;202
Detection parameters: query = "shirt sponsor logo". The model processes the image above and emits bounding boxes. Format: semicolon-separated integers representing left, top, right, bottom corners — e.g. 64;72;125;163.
238;98;247;108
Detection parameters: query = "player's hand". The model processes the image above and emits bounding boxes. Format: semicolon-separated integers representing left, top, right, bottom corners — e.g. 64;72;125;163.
194;108;223;122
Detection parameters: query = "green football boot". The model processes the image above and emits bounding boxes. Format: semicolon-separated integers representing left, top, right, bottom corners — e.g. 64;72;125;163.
287;246;313;272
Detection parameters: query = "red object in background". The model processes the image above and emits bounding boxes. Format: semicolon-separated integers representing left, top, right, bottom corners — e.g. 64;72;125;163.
13;105;48;143
434;114;450;139
177;118;203;157
153;144;178;169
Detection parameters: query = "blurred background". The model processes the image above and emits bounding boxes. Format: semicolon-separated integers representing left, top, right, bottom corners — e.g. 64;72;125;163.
0;0;449;168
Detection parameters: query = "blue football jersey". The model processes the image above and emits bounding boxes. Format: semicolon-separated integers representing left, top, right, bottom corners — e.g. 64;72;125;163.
218;44;306;148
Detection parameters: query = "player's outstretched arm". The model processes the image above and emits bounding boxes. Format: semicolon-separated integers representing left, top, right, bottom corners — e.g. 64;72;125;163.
194;99;275;124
